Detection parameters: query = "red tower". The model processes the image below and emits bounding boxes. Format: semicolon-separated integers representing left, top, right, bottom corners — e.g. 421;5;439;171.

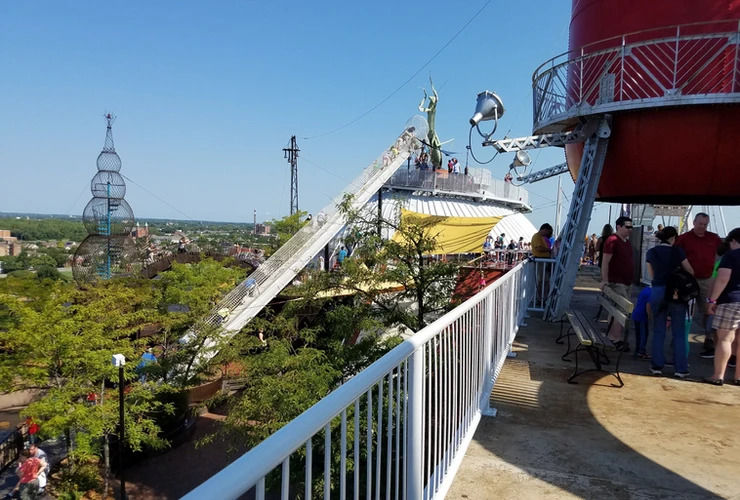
533;1;740;205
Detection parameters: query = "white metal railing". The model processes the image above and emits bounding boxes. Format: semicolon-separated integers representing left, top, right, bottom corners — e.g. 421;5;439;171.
182;261;533;500
532;20;740;132
526;258;556;314
384;168;530;209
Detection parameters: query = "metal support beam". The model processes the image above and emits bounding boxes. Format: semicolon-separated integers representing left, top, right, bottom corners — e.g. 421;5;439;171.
484;121;600;153
544;115;612;321
517;162;569;184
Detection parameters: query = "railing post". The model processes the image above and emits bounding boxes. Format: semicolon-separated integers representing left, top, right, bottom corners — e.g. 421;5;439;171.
480;293;497;417
406;348;424;499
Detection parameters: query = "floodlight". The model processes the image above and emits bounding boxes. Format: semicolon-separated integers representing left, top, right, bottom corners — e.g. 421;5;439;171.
511;151;531;169
470;91;505;126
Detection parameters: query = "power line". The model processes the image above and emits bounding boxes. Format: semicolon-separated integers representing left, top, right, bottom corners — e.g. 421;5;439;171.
65;184;90;216
120;174;195;221
302;0;494;140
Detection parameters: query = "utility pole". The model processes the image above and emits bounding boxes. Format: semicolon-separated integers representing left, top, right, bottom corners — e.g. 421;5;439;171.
283;136;300;216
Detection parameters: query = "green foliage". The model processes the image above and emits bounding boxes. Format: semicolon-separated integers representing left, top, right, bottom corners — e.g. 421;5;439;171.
149;258;247;386
6;269;34;279
0;217;87;242
334;194;460;332
268;210;308;251
36;265;62;280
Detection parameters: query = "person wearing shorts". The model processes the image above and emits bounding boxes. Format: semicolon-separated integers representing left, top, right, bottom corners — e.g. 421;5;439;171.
705;227;740;385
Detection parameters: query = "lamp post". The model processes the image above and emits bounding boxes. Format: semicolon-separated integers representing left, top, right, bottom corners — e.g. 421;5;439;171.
112;354;126;500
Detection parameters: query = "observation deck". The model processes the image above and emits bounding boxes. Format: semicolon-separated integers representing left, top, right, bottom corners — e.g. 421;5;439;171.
383;166;531;213
532;20;740;133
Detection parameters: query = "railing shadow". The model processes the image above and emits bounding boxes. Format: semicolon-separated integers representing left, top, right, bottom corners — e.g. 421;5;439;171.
462;291;733;499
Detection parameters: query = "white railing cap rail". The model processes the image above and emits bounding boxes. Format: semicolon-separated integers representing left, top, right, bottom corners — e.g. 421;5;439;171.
181;261;525;500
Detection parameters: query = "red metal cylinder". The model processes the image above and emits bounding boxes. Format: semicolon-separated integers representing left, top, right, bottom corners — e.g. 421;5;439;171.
565;0;740;204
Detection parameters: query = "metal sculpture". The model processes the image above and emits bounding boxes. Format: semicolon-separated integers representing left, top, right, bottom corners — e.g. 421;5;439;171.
73;114;136;283
418;78;443;169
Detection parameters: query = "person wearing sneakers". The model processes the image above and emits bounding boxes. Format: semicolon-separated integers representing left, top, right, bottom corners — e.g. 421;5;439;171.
675;212;722;359
646;226;695;378
705;228;740;386
711;241;736;369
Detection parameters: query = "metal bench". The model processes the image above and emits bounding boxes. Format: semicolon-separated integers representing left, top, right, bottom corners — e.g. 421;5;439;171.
559;286;634;387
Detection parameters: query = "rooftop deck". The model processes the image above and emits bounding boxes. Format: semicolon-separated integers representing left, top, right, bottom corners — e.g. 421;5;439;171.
448;285;740;500
383;168;531;212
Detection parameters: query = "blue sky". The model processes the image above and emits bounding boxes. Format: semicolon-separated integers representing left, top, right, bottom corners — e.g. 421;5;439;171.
1;1;737;236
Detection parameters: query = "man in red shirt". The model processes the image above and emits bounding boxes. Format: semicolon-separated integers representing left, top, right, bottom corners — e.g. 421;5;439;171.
676;212;722;357
601;216;635;347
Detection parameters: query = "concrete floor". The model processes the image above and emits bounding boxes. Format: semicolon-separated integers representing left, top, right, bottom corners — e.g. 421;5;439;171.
448;287;740;500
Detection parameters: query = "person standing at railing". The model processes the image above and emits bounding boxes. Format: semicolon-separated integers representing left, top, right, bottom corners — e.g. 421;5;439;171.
532;224;554;301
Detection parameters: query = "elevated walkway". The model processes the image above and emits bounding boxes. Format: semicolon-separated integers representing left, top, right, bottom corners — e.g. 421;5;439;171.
448;287;740;500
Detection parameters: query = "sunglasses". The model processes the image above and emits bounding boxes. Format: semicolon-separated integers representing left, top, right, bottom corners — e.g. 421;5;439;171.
623;225;634;230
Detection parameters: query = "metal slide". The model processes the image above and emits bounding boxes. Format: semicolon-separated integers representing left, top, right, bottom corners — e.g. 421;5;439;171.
183;118;428;348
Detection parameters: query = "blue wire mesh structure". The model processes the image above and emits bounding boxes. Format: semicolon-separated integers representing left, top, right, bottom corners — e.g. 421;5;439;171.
73;114;137;283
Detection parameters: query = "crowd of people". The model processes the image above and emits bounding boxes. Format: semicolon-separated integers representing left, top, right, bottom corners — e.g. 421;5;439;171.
528;213;740;385
481;234;529;265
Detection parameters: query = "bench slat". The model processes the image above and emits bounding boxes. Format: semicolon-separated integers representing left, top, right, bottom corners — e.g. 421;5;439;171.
573;310;608;348
597;295;630;327
602;286;635;314
565;309;599;347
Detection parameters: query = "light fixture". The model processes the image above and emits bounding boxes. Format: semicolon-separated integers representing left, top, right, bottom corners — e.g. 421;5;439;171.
470;91;505;126
510;151;531;169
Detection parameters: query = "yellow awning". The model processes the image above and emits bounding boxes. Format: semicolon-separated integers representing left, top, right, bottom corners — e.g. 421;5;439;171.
392;208;504;255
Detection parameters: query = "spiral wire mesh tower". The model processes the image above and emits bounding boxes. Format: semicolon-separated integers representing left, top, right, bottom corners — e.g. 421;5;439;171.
73;114;136;283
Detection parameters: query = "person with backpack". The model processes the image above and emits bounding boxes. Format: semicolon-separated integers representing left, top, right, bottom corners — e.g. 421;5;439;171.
705;228;740;385
646;226;695;378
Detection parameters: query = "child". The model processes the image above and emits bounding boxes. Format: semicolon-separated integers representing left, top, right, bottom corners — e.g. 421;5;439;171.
633;285;652;359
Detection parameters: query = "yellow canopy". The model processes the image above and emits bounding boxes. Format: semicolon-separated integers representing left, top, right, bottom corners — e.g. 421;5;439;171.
392;208;504;255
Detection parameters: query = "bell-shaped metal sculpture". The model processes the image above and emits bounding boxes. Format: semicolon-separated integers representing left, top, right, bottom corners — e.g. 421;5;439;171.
73;114;137;283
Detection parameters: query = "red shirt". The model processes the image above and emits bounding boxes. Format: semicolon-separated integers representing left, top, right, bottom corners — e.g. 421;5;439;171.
18;458;41;483
603;235;634;285
675;230;721;279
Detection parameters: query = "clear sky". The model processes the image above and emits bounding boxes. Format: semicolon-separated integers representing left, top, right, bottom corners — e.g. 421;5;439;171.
1;1;737;236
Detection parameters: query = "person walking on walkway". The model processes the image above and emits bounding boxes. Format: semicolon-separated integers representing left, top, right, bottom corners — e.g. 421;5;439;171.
646;226;695;378
11;450;42;500
705;228;740;385
676;212;722;358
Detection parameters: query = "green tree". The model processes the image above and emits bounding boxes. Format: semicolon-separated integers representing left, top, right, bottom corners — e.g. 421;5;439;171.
36;265;62;280
334;194;460;332
268;210;308;252
29;253;57;269
147;258;247;386
0;279;173;494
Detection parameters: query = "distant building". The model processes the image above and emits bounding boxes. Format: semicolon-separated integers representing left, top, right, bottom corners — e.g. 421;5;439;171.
132;222;149;239
0;231;23;256
255;224;271;235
